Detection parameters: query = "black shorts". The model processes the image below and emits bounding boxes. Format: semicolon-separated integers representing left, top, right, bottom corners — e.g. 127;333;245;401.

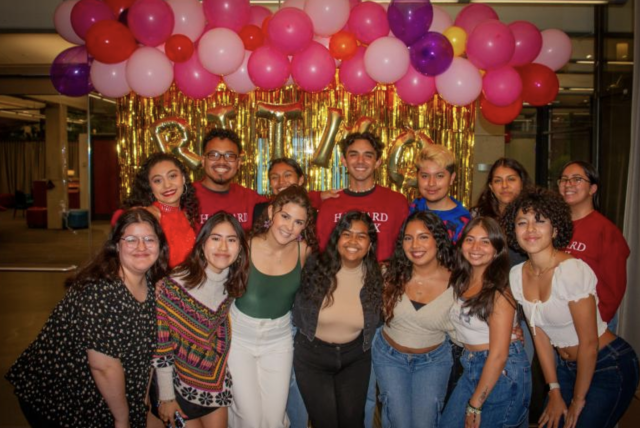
149;375;220;420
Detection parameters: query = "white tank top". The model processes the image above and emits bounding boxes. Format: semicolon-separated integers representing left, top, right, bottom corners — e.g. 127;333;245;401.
449;297;517;345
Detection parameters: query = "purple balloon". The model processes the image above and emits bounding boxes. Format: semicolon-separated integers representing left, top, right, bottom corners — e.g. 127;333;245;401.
50;46;94;97
410;31;453;76
387;0;433;47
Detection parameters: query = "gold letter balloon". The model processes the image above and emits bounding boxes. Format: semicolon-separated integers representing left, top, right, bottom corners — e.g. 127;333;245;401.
150;117;201;170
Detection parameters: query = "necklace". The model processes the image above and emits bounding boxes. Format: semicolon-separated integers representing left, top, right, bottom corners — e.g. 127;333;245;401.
348;183;376;194
528;249;558;277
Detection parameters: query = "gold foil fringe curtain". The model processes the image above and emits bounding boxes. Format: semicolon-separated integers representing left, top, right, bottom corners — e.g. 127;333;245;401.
116;80;475;206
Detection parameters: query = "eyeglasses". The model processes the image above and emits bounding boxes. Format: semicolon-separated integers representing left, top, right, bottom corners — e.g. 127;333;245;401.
120;235;158;249
205;151;239;163
557;176;590;186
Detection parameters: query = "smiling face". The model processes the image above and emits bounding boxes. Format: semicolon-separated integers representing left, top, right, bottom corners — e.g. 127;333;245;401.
148;160;185;207
269;162;304;195
268;202;308;245
514;209;556;256
402;219;438;268
461;225;497;272
488;166;523;210
558;163;597;210
201;137;241;190
203;221;241;273
417;160;455;205
337;219;371;268
341;139;382;189
118;222;160;279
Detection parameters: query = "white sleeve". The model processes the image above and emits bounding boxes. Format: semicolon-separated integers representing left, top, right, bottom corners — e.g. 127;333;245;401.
553;259;598;302
509;262;526;304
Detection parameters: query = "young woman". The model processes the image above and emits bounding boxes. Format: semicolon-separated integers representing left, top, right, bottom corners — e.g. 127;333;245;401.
373;211;456;428
440;216;531;428
473;158;533;220
557;161;630;329
293;211;383;428
6;209;168;427
148;212;249;428
228;185;315;428
504;188;638;428
116;152;199;268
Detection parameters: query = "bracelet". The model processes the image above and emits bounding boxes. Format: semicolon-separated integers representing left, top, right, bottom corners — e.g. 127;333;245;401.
547;382;561;392
466;401;482;416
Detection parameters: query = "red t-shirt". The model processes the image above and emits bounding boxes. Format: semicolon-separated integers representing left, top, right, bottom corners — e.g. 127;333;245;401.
316;186;410;262
194;181;268;232
564;210;630;322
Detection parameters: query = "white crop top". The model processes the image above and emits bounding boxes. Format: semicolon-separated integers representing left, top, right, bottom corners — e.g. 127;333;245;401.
509;258;608;348
449;295;518;346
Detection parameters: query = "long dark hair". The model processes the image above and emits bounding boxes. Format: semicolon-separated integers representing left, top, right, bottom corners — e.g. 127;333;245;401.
251;185;318;251
123;152;199;228
559;160;600;210
172;212;249;298
473;157;533;219
383;211;455;324
300;211;382;311
67;208;169;289
269;157;305;183
450;216;514;322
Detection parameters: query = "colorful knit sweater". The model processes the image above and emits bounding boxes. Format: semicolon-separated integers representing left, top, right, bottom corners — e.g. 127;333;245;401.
152;269;234;407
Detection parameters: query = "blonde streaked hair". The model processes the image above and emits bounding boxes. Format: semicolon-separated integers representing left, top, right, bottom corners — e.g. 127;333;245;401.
416;144;456;174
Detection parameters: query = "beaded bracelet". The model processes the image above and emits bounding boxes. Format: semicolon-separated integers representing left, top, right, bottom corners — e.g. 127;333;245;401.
466;401;482;416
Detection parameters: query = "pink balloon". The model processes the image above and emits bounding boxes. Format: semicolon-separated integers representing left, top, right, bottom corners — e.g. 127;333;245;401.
429;5;453;34
466;20;515;71
224;51;256;93
128;0;175;47
305;0;350;38
54;1;85;45
202;0;250;33
248;45;291;90
282;0;306;9
534;29;572;71
174;54;221;99
395;65;436;106
482;66;522;106
249;5;272;27
291;41;336;92
197;28;245;76
167;0;205;42
508;21;542;67
267;7;314;55
349;0;361;9
435;57;482;106
348;2;389;45
454;4;498;35
364;37;410;84
71;0;115;40
90;60;131;98
125;47;174;97
339;46;376;95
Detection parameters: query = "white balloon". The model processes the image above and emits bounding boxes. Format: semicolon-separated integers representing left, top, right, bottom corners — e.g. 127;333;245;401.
91;60;131;98
198;28;245;76
223;51;256;94
126;47;174;98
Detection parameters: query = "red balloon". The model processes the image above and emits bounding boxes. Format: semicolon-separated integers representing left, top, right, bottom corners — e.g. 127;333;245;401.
165;34;194;63
104;0;135;16
261;15;272;38
239;25;264;51
86;20;138;64
329;31;358;61
480;95;523;125
518;63;559;106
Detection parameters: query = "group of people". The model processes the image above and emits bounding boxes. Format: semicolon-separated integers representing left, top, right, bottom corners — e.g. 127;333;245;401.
5;127;637;428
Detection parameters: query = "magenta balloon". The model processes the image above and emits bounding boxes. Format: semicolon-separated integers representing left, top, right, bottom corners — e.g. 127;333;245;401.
70;0;115;40
534;29;572;71
202;0;250;32
429;5;453;34
348;2;389;45
466;20;515;71
54;1;84;45
90;59;131;98
174;53;221;99
248;45;291;90
508;21;542;67
167;0;205;42
435;57;482;106
267;7;314;55
125;47;174;97
349;0;361;8
482;66;522;106
395;65;436;106
249;5;272;27
453;4;498;35
339;46;376;95
224;50;256;93
128;0;174;47
291;41;336;92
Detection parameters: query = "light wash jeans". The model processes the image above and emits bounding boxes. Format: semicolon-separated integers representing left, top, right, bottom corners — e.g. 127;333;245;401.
440;341;531;428
372;329;452;428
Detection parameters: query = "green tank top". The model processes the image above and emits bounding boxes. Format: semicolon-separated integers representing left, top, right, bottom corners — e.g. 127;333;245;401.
234;242;302;319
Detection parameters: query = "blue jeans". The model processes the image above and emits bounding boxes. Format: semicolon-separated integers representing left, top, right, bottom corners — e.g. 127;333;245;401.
440;341;531;428
372;330;452;428
556;336;639;428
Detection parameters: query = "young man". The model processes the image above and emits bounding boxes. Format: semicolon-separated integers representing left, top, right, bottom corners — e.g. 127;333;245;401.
194;128;267;231
410;144;470;243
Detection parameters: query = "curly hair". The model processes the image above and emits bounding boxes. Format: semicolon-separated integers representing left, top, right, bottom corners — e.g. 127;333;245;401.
251;185;318;251
502;187;573;253
123;152;199;228
450;216;515;322
473;157;533;219
67;208;169;289
300;211;382;312
559;160;600;210
202;128;242;153
171;212;249;298
382;211;455;324
339;132;384;160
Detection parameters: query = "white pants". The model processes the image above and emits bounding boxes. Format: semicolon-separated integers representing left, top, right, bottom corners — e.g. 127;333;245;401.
228;303;293;428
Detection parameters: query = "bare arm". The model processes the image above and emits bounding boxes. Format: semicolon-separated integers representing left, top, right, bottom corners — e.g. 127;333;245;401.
532;327;566;428
87;349;130;428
